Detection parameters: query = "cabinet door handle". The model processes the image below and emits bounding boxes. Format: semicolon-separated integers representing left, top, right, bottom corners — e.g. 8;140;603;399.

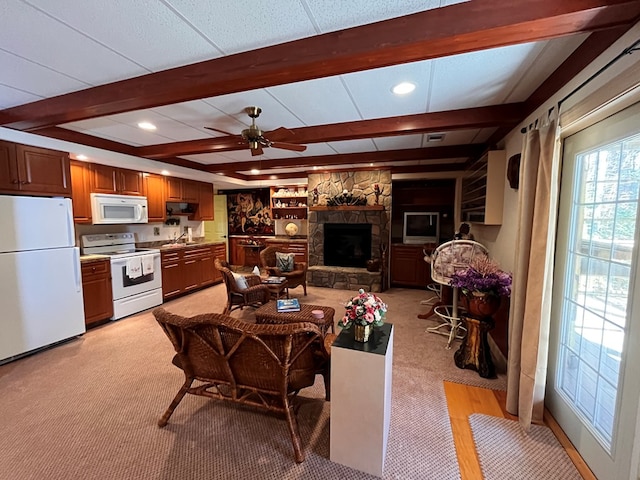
11;179;19;184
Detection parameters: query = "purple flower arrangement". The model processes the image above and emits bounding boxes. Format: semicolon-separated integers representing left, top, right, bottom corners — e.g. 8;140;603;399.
338;289;387;329
449;256;512;297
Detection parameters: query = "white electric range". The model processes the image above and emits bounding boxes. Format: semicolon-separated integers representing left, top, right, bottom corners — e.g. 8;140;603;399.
81;233;162;320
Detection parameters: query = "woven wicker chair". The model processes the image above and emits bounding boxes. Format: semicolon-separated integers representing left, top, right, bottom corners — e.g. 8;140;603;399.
259;246;307;295
214;258;270;315
153;307;330;463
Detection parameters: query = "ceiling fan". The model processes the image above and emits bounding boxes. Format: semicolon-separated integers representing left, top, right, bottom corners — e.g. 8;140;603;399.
204;106;307;156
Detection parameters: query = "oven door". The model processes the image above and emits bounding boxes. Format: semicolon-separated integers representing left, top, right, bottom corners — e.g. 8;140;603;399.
110;253;161;300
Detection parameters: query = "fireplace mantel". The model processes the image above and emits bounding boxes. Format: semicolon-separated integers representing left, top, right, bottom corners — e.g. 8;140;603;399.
309;205;384;211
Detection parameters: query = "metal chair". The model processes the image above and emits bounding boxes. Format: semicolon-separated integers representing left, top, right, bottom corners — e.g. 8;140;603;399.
427;240;489;349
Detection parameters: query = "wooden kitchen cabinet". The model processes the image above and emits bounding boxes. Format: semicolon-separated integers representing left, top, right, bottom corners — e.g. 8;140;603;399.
161;243;224;300
0;141;71;197
161;250;183;299
390;243;430;288
165;177;204;204
144;173;166;222
92;163;144;196
195;182;214;220
212;243;227;283
229;237;245;266
70;160;93;223
81;259;113;326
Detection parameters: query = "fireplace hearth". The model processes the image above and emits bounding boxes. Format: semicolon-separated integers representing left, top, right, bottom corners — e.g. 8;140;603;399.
324;223;372;268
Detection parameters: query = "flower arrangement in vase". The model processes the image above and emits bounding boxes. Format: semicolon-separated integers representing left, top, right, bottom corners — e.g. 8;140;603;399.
338;289;387;342
449;255;512;318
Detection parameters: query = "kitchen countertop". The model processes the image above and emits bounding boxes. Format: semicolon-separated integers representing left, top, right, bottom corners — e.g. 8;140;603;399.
79;254;110;264
139;240;226;251
230;235;308;243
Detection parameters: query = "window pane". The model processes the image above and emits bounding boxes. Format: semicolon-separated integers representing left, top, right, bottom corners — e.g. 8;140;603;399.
557;132;640;452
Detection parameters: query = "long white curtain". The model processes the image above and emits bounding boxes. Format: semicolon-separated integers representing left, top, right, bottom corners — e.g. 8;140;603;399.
506;113;561;429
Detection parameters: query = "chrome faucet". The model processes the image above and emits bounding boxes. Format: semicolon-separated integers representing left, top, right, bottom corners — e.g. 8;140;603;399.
173;232;187;243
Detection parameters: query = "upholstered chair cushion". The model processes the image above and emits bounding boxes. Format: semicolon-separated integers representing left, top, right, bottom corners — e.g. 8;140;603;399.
231;271;248;290
276;252;295;272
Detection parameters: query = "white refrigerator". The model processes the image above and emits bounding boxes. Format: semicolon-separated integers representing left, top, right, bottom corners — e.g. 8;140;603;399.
0;195;85;364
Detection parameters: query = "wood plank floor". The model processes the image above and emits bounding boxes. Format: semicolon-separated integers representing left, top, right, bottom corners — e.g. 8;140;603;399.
444;382;597;480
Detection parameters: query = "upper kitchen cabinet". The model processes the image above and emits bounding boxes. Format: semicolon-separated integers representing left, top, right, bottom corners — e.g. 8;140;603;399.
165;177;199;203
195;182;214;221
0;141;71;197
144;173;167;222
92;164;144;196
70;160;92;223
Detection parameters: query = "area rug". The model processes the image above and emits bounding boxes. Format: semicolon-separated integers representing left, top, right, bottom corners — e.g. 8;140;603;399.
469;414;581;480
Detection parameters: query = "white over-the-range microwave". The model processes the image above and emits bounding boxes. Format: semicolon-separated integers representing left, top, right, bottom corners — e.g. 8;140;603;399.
90;193;149;224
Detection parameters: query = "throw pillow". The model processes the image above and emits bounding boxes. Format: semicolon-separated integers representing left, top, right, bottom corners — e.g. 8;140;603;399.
275;252;295;272
231;271;248;290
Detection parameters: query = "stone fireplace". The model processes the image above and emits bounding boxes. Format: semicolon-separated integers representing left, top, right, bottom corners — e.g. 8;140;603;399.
324;223;372;267
306;171;391;292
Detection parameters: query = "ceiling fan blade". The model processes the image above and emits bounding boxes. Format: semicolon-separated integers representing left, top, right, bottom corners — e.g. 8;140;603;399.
250;145;264;156
264;127;294;141
270;141;307;152
204;126;237;136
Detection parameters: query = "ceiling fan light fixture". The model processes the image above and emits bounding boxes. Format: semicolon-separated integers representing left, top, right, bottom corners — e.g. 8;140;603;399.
392;82;416;95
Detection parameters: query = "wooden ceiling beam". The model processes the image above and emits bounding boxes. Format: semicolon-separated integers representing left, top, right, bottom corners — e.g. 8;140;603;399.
1;0;638;131
135;105;520;159
205;145;485;173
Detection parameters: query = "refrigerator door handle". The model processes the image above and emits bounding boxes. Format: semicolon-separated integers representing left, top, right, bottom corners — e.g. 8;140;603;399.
73;248;82;293
66;200;75;246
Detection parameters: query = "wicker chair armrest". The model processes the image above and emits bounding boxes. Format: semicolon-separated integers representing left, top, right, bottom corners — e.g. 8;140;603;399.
293;262;307;272
267;266;283;276
244;274;262;287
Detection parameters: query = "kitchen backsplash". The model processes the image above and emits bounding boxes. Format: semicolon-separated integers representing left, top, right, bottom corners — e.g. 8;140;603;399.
75;220;205;247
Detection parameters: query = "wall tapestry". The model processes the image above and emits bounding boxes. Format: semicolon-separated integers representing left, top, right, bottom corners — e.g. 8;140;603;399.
226;189;273;235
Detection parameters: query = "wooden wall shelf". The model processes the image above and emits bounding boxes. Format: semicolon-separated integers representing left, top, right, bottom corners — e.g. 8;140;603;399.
309;205;384;211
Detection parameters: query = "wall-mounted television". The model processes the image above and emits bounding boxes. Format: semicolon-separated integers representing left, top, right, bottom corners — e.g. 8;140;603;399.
403;212;440;244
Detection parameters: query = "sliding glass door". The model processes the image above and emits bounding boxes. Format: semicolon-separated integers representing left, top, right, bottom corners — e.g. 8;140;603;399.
548;102;640;480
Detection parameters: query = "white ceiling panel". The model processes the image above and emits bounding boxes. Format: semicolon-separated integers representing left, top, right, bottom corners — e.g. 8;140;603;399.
305;0;441;33
0;0;146;86
202;90;306;131
327;138;377;154
343;61;432;119
373;134;424;151
165;0;317;55
0;84;42;109
152;100;242;133
504;34;588;103
25;0;221;72
0;50;89;98
63;117;173;146
103;110;210;143
429;42;543;111
268;76;360;125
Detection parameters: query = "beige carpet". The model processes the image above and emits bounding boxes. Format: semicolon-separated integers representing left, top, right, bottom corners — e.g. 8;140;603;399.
469;414;582;480
0;284;506;479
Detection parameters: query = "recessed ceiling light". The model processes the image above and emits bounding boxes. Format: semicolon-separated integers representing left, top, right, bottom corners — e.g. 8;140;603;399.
392;82;416;95
75;154;88;160
138;122;156;131
250;169;260;174
160;170;170;176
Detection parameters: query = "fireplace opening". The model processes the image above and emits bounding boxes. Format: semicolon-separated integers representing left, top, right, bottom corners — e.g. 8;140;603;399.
324;223;372;268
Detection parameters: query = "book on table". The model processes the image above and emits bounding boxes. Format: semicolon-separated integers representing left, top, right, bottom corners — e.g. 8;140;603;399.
262;276;286;284
276;298;300;312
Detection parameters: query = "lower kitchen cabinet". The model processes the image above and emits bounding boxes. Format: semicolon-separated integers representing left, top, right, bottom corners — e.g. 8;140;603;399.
81;259;113;326
390;244;430;288
161;243;226;300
